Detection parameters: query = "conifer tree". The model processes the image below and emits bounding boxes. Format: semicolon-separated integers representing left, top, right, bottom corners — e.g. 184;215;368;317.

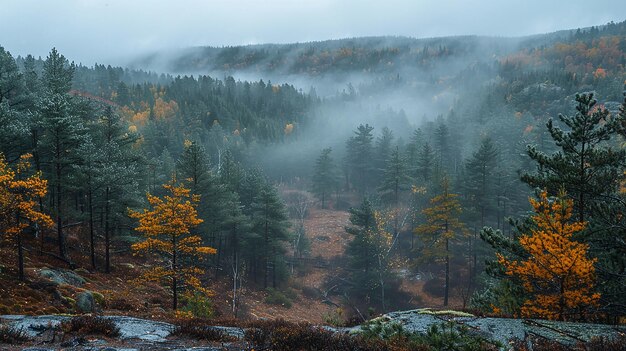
374;127;394;184
0;154;53;281
345;124;375;194
522;93;626;222
497;191;599;321
415;177;468;306
39;48;84;259
415;142;434;184
379;146;411;207
129;177;215;310
250;181;290;288
311;148;339;209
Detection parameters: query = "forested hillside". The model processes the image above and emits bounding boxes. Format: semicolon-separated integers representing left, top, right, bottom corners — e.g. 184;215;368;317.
0;20;625;331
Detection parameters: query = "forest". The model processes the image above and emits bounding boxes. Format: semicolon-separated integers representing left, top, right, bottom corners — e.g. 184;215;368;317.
0;16;625;350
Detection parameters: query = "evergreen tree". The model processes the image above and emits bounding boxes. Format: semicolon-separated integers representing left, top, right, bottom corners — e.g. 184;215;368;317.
39;48;83;260
96;106;141;273
311;148;339;209
465;137;498;227
378;145;411;207
434;122;450;173
345;199;395;310
345;198;378;281
521;93;626;222
415;142;434;184
374;127;394;184
415;177;468;306
345;124;375;194
405;129;423;176
0;47;28;160
250;181;290;288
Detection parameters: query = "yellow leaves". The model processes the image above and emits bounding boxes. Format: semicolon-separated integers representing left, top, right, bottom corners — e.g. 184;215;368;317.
284;123;294;135
498;190;598;320
0;153;54;238
153;98;179;120
130;177;215;305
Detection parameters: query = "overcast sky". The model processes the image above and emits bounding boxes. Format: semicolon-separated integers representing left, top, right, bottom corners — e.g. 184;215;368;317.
1;0;625;66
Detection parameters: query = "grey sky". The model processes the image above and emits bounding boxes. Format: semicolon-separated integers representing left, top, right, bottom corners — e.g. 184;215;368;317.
1;0;624;66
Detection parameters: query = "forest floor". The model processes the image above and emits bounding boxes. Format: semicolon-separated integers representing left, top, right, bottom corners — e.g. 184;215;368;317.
0;194;460;324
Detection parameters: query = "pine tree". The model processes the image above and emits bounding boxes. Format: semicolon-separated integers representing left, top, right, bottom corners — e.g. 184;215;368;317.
374;127;394;184
0;154;54;281
0;47;28;161
405;129;423;176
465;136;498;227
346;199;377;274
497;191;599;321
415;177;468;306
464;137;498;278
345;124;375;194
415;142;434;184
378;146;411;207
129;177;215;310
311;148;339;209
96;106;140;273
250;181;290;288
39;48;84;260
522;93;626;222
345;199;395;309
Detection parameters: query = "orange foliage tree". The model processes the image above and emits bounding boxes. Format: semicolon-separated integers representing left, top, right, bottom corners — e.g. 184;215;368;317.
0;154;53;281
497;191;599;321
129;177;216;310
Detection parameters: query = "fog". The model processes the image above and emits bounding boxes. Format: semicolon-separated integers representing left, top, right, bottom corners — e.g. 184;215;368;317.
1;0;625;66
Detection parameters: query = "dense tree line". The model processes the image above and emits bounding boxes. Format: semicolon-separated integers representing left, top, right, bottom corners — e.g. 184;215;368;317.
0;47;298;316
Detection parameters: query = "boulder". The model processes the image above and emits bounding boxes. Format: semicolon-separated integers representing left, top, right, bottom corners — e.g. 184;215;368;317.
76;291;96;313
38;268;86;287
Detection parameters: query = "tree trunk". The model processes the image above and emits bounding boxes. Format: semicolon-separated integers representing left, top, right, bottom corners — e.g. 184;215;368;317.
56;155;65;259
444;239;449;307
172;234;178;310
16;212;25;281
104;187;111;273
89;186;96;269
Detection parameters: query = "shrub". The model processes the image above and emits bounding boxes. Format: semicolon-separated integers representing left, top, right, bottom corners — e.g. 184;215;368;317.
172;319;238;342
264;288;293;308
300;285;319;299
0;325;30;344
60;316;120;337
180;292;214;318
244;319;388;351
511;335;626;351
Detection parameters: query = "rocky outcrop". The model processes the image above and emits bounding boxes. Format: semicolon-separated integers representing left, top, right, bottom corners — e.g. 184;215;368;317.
352;309;626;347
2;311;624;350
38;268;86;287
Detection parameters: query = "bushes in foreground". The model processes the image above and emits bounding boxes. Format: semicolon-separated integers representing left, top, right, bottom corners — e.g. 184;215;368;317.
60;316;119;337
0;324;30;344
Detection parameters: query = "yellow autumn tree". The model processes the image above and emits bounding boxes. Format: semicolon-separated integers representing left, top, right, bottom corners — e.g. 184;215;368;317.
414;177;468;306
0;154;54;281
497;191;599;321
129;177;216;310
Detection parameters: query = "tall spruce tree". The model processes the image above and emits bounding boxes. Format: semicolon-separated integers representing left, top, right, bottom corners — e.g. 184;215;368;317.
345;124;375;194
311;148;339;209
415;142;434;184
250;181;290;288
39;48;83;260
378;145;411;208
465;137;498;228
